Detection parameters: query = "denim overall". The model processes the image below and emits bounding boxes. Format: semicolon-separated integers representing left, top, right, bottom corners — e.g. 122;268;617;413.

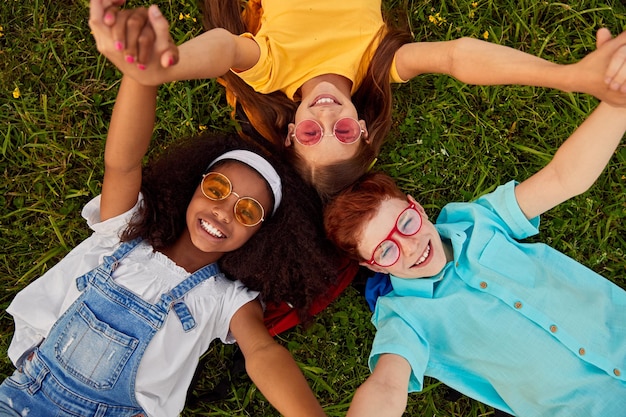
0;239;221;417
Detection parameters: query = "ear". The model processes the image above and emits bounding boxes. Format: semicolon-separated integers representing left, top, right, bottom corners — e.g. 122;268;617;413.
407;194;429;221
285;123;296;147
358;119;371;144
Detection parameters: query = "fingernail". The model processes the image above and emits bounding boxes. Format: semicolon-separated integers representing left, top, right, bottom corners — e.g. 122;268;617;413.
104;12;114;23
114;41;123;51
138;64;146;71
168;56;175;67
150;5;162;18
125;55;135;63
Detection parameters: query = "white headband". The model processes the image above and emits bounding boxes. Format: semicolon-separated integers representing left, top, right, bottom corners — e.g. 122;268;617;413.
208;150;282;215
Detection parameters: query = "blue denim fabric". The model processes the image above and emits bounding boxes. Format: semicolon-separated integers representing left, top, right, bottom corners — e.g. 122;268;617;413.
0;239;220;417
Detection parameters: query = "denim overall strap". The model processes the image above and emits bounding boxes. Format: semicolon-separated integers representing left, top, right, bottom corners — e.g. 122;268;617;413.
75;238;142;292
158;263;222;332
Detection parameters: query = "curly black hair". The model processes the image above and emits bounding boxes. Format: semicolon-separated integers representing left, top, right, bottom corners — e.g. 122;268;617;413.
120;132;340;322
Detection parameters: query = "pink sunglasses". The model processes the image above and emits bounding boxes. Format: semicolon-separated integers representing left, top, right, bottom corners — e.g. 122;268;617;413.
293;118;364;146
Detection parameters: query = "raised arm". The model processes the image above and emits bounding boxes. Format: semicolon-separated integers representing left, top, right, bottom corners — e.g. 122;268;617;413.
395;29;626;106
100;76;157;221
515;101;626;220
89;0;260;86
229;301;327;417
346;354;411;417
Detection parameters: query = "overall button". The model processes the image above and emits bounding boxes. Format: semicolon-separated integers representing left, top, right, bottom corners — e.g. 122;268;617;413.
549;325;558;333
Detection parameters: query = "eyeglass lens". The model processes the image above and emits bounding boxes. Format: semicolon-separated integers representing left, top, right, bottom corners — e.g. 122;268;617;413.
294;118;361;145
373;207;422;266
201;172;265;227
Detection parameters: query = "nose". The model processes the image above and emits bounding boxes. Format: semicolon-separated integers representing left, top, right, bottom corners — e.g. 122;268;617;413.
397;234;417;260
212;200;234;224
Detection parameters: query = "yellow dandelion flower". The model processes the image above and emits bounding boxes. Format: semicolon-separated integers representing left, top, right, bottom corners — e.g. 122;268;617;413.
472;2;478;7
483;31;489;40
178;12;184;20
13;86;21;98
0;25;4;38
428;13;446;26
199;124;207;131
469;10;475;18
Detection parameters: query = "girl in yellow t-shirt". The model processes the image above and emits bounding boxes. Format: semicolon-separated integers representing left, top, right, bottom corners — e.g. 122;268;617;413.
91;0;626;200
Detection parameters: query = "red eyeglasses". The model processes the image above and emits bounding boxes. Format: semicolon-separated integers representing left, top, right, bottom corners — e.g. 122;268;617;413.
368;201;423;267
293;117;364;146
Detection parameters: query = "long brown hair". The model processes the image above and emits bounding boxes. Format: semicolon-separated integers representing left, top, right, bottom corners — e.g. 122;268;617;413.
200;0;413;200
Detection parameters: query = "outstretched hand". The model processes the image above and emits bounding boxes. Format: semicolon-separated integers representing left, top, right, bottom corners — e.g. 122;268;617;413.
89;0;178;82
575;28;626;106
597;28;626;93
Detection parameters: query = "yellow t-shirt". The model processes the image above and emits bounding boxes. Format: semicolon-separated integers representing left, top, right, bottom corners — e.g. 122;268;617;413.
236;0;404;100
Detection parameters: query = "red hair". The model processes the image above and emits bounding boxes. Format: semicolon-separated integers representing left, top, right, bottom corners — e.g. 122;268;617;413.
324;172;405;261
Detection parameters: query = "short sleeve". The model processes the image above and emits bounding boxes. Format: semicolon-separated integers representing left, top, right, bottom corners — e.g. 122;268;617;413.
390;55;408;83
233;33;277;94
475;181;539;240
82;194;144;238
369;297;430;392
214;277;260;344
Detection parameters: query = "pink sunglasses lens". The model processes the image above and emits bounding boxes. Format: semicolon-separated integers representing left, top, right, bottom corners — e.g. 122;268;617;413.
294;120;323;145
334;118;361;143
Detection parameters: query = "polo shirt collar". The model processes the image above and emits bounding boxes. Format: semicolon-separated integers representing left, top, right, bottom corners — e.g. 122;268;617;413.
388;220;471;298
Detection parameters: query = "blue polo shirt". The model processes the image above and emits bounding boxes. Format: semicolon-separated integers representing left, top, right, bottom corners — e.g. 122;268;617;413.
370;181;626;417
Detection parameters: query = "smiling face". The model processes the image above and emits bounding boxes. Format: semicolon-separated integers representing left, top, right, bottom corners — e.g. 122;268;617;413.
357;196;450;279
185;161;273;258
286;81;368;166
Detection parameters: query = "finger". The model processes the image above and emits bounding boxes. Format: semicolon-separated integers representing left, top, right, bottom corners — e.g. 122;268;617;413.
89;0;108;35
607;45;626;92
103;5;119;27
136;24;156;69
89;0;117;52
147;5;179;68
122;9;150;64
596;27;612;49
605;44;626;89
110;10;130;53
89;0;104;23
89;0;125;22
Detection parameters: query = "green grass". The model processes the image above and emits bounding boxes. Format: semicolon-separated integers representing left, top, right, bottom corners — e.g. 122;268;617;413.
1;0;625;416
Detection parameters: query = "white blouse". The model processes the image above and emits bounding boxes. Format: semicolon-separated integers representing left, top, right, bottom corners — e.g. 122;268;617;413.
7;194;259;417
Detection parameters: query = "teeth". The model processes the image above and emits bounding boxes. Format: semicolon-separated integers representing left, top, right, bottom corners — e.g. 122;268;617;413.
314;97;336;105
200;219;224;238
415;244;430;265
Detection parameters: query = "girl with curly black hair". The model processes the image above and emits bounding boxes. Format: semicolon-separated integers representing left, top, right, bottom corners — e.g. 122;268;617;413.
0;21;338;416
